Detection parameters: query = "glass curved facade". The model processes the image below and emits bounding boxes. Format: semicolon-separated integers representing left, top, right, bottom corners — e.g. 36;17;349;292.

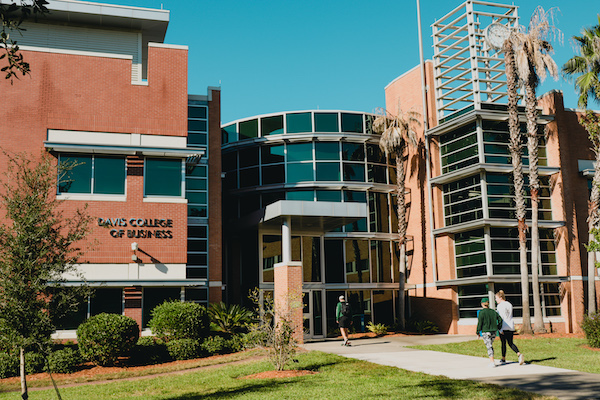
222;111;402;337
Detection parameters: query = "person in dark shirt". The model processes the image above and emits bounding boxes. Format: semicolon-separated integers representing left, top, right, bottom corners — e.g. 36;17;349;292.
476;297;503;368
336;295;351;346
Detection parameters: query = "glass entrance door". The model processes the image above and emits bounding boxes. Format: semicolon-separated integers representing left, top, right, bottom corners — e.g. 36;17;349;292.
303;290;324;339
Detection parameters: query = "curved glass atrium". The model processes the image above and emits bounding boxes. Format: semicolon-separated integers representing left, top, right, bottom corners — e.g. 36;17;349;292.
222;111;404;337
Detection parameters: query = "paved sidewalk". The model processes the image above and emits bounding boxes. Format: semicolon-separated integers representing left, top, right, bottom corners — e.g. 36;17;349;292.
302;335;600;400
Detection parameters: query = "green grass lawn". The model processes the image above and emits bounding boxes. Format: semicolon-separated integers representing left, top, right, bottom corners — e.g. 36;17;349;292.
410;337;600;374
0;351;553;400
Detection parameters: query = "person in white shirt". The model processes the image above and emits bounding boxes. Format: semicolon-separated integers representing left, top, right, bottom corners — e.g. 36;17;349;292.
495;290;525;365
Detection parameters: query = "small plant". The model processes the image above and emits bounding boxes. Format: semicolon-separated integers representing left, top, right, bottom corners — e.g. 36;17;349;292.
247;288;300;371
200;336;228;355
131;337;169;365
47;348;82;374
166;339;200;360
366;322;388;337
581;312;600;348
148;301;210;342
77;313;139;366
226;334;246;353
406;318;439;334
208;302;254;335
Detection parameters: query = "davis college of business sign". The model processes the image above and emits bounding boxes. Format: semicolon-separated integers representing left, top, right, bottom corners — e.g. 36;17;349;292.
99;217;173;239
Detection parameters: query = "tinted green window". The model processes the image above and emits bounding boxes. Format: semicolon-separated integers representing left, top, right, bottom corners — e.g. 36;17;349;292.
188;225;207;237
342;142;364;161
239;167;259;188
94;156;125;195
287;163;314;182
287;143;313;162
315;142;340;160
262;164;285;184
261;145;285;164
344;190;367;202
316;162;340;181
90;288;123;316
316;190;342;202
368;165;386;183
186;192;206;204
367;144;386;163
343;163;365;182
286;112;312;133
287;190;314;201
188;106;207;119
188;205;207;217
187;133;207;146
59;155;92;193
341;113;363;133
345;218;368;232
261;115;284;136
186;165;207;178
188;240;207;252
222;124;238;144
239;148;259;168
188;120;207;132
145;158;181;196
314;113;338;132
239;119;258;140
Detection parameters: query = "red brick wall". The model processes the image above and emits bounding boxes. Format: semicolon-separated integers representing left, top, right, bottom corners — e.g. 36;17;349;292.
0;46;189;264
274;263;303;343
208;88;223;303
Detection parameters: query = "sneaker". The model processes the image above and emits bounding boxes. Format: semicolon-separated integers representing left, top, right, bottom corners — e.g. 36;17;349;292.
518;354;524;365
499;360;506;365
345;341;351;346
488;362;496;368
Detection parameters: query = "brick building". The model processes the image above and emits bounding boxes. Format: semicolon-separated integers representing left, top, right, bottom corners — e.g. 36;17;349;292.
0;0;221;335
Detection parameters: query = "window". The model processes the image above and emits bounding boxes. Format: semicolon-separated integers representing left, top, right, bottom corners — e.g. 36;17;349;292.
442;175;483;226
188;103;208;146
187;224;208;279
58;154;125;195
239;119;258;140
314;113;339;132
440;122;478;174
341;113;363;133
186;164;207;217
286;112;312;133
261;115;284;136
145;158;182;197
454;229;486;278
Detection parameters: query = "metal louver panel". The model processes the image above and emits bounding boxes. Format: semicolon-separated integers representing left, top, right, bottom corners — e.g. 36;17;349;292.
18;22;142;82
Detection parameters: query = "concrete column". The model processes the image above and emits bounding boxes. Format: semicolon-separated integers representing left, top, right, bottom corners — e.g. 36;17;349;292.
274;261;303;344
282;216;292;264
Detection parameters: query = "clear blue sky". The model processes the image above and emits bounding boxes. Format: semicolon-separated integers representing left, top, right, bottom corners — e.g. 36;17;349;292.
105;0;598;123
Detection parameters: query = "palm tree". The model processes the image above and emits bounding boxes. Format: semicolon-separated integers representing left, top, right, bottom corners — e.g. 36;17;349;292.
513;6;560;333
563;16;600;315
503;35;533;334
373;107;419;330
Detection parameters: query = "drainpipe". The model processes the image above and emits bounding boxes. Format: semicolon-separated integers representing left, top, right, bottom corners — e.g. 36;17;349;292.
417;0;438;285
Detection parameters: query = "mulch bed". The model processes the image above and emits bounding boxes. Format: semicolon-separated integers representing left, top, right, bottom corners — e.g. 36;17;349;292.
240;370;317;379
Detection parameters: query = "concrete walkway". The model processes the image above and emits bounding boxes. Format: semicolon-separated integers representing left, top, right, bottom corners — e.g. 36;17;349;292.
302;335;600;400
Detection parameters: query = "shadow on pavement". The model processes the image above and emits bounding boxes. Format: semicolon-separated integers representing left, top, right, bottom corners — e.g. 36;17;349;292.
475;372;600;400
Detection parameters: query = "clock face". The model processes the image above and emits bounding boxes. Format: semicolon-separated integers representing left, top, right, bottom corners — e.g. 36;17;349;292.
484;22;510;49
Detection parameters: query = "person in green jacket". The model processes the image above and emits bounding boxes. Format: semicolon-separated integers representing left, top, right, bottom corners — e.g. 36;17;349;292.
336;295;352;346
476;297;503;368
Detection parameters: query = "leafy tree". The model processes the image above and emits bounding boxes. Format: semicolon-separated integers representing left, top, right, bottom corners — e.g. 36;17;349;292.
512;6;560;333
373;107;419;330
0;0;49;81
563;16;600;315
562;15;600;109
0;151;91;399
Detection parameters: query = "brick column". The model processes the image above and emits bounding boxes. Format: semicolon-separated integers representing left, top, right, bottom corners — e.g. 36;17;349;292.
124;286;143;331
274;261;303;344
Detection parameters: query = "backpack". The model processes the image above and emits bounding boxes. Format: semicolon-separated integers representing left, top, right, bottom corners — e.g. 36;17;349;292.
341;302;352;318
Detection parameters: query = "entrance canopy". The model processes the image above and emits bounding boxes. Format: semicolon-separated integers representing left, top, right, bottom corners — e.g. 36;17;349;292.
244;200;368;233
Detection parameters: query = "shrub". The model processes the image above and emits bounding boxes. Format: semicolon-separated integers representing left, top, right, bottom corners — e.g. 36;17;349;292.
148;301;209;342
226;334;246;353
406;318;439;334
166;339;200;360
208;302;254;335
582;312;600;348
0;352;18;378
25;352;46;375
200;336;228;355
131;337;170;365
366;322;388;337
77;313;139;366
47;348;82;374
